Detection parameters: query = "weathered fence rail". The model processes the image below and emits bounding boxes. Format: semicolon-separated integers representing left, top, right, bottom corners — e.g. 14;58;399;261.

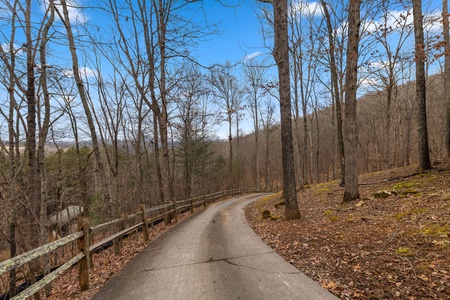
0;188;260;299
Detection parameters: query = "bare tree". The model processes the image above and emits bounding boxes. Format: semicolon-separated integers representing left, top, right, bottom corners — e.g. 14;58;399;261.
25;0;40;253
366;1;413;169
55;0;113;219
260;0;300;220
210;63;241;188
343;0;361;202
243;59;267;191
172;64;213;198
153;0;174;202
443;0;450;158
0;0;23;294
260;99;277;191
90;65;127;215
320;0;345;186
412;0;432;170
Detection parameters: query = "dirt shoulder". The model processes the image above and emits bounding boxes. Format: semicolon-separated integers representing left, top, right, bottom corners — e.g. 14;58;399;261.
245;165;450;300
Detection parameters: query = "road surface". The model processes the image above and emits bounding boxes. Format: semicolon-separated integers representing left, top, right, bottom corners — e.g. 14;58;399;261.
92;194;339;300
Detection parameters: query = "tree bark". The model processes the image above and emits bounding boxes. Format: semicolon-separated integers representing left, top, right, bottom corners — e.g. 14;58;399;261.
154;0;174;202
321;0;345;186
412;0;432;170
5;1;19;295
26;0;39;248
37;5;55;293
343;0;361;202
272;0;300;219
228;113;233;187
443;0;450;159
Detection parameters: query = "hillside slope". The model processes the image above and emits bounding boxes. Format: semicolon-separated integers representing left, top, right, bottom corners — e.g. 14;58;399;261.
246;164;450;299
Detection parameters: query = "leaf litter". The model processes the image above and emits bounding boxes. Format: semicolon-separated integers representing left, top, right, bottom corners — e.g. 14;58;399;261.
245;164;450;300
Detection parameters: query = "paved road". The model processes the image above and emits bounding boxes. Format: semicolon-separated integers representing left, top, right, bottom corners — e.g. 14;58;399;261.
92;194;339;300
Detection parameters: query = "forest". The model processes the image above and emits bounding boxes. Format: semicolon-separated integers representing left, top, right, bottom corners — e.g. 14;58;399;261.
0;0;449;297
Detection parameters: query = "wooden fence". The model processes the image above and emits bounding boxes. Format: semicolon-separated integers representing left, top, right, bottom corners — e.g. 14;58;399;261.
0;188;260;299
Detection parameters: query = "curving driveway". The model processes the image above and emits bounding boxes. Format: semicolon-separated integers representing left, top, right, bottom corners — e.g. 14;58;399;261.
92;194;339;300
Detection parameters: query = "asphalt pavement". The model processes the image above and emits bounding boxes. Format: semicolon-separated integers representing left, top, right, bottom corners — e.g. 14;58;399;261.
91;194;339;300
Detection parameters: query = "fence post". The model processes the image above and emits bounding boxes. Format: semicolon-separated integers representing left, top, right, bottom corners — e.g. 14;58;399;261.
140;205;149;242
173;199;178;223
77;218;89;292
164;202;170;225
114;214;126;255
203;195;206;207
190;198;194;214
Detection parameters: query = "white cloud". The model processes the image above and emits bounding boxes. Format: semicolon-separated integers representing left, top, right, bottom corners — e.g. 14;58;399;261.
43;0;88;25
290;1;323;17
0;43;26;56
367;61;388;69
423;11;443;33
359;77;380;89
363;8;443;36
363;9;414;36
80;67;96;78
243;51;262;61
63;67;96;78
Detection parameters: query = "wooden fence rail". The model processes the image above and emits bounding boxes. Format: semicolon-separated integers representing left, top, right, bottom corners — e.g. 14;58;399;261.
0;188;260;299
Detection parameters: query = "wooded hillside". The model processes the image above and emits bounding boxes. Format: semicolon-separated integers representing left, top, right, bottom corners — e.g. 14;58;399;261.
0;0;449;297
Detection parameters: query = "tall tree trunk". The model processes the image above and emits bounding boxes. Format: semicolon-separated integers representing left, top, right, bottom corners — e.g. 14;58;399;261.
265;127;270;192
255;119;260;190
153;113;164;204
254;101;260;190
405;113;412;166
236;112;241;190
343;0;361;202
182;104;192;199
56;0;113;216
443;0;450;159
293;65;304;188
37;5;55;293
412;0;432;170
314;108;320;183
6;1;18;295
26;0;38;236
25;2;42;298
321;0;345;186
272;0;301;220
228;113;233;188
384;83;393;169
155;0;174;202
133;98;145;205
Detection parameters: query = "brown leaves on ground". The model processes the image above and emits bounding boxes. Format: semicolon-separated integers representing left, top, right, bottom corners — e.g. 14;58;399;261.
246;165;450;300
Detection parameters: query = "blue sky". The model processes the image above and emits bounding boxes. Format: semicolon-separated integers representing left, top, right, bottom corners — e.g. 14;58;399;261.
194;0;443;66
0;0;446;140
191;0;269;66
196;0;445;138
